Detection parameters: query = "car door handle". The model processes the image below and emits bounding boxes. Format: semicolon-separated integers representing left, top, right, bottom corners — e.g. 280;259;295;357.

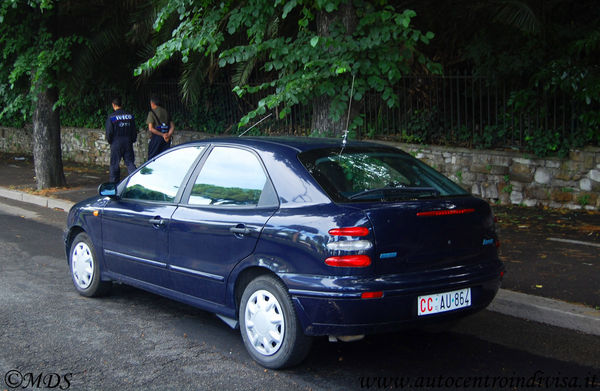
149;217;166;226
230;226;254;235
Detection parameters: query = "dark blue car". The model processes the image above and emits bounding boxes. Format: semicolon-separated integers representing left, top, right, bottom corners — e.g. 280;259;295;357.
65;137;503;368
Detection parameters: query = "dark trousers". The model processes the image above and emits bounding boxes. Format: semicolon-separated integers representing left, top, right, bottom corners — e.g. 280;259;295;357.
109;137;136;183
148;134;171;161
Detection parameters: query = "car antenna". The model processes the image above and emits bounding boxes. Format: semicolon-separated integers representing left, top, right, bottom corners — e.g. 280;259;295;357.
238;112;273;137
339;74;355;156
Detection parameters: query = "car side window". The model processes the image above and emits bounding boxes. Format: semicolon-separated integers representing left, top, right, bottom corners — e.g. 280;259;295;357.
188;146;275;207
122;146;204;202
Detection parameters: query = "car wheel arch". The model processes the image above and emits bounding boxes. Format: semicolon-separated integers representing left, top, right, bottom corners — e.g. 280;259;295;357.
233;266;279;317
65;226;85;260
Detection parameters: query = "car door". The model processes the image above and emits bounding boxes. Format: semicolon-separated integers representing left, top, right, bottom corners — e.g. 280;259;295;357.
168;145;279;304
101;146;205;287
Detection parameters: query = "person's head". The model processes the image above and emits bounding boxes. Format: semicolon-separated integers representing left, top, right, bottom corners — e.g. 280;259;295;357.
111;97;122;110
150;95;161;109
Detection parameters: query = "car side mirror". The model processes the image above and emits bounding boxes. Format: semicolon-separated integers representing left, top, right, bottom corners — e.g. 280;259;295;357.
98;182;118;198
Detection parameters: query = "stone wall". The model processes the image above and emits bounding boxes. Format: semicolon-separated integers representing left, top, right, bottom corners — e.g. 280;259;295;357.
1;126;599;210
0;126;204;168
385;142;600;210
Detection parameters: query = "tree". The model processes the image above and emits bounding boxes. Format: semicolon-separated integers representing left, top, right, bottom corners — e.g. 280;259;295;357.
136;0;440;135
0;0;148;189
0;1;70;189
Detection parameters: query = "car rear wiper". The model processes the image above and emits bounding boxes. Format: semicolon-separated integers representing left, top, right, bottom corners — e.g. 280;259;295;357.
348;186;440;200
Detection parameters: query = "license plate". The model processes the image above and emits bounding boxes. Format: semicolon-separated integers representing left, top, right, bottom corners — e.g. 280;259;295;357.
417;288;471;316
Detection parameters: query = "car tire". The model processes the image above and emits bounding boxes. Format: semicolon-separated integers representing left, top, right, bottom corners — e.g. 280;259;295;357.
69;232;110;297
239;275;312;369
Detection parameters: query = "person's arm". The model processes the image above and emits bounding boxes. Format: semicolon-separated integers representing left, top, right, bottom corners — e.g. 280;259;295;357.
146;111;163;137
131;117;137;144
164;121;175;142
148;122;163;136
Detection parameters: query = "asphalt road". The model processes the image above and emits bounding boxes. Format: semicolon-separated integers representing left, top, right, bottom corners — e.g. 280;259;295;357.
1;197;599;390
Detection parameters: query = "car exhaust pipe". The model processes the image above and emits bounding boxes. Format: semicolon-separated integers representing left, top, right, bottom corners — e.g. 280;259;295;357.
328;335;365;343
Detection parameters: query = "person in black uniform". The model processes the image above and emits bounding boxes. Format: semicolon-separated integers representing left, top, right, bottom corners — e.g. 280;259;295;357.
146;95;175;160
105;97;137;183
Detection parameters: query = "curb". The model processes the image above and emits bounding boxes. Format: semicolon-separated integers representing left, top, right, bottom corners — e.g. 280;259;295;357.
0;186;74;212
1;185;599;336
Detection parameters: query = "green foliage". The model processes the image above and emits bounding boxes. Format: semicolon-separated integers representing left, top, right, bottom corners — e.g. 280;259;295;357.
473;124;508;150
459;1;600;156
455;170;462;184
136;0;440;131
0;1;85;118
577;194;590;207
502;175;512;194
399;109;434;144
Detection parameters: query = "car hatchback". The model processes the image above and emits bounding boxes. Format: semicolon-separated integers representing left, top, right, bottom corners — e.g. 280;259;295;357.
65;137;503;369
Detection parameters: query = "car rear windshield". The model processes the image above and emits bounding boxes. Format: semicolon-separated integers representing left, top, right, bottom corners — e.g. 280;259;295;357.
298;146;469;203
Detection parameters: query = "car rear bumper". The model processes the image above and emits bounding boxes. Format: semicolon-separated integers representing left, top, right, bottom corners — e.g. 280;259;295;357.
281;260;504;336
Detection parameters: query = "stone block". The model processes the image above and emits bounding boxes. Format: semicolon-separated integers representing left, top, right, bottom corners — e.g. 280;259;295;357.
457;156;472;166
489;165;509;175
513;157;533;165
525;186;551;201
490;155;511;166
481;184;499;199
551;189;573;203
580;178;592;192
534;168;552;184
556;161;584;181
584;154;595;170
569;150;585;162
461;171;477;183
472;153;490;164
471;164;490;174
498;192;510;205
510;191;523;204
510;163;533;182
568;150;594;168
509;181;524;192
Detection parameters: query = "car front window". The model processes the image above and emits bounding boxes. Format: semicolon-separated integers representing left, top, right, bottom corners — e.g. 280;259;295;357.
299;147;469;202
122;146;204;202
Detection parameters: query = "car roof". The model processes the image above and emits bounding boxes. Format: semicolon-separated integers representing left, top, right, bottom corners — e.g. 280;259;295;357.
187;136;386;153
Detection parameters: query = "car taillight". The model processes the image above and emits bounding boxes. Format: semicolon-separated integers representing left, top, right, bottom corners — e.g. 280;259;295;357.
326;240;372;251
328;227;369;236
326;227;372;267
416;208;475;217
325;255;371;267
361;291;383;299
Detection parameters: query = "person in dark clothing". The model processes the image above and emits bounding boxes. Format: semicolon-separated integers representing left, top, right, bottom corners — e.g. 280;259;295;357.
105;97;137;183
146;95;175;160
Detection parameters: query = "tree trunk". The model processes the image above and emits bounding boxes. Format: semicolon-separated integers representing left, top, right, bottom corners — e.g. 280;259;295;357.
311;2;358;136
32;86;66;189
